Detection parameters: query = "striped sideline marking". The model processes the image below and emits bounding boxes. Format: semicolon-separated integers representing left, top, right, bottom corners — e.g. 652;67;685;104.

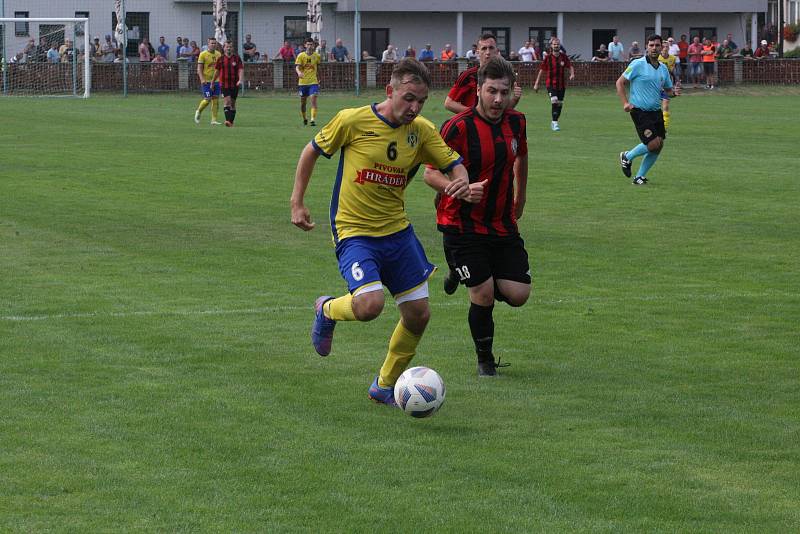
1;291;792;322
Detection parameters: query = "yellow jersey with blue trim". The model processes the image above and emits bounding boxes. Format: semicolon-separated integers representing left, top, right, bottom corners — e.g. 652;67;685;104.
312;104;462;243
198;49;221;82
295;51;321;85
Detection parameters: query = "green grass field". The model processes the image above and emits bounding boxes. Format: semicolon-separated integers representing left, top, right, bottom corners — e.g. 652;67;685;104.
2;86;799;531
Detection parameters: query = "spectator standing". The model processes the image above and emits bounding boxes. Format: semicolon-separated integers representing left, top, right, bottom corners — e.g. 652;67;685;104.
277;41;295;61
381;44;398;63
101;35;117;63
418;44;434;62
242;34;260;62
180;38;194;61
717;40;733;60
726;33;738;52
465;43;478;61
59;39;75;63
330;38;350;62
47;43;60;63
23;38;36;61
518;41;536;62
608;35;624;61
317;39;328;62
677;34;689;82
687;36;703;87
33;37;48;62
441;43;456;61
740;42;755;59
534;36;574;131
593;44;610;62
157;36;169;60
754;39;771;59
175;36;184;59
628;41;643;60
215;40;244;127
405;45;416;58
189;41;201;63
666;37;681;81
701;38;716;89
138;38;152;63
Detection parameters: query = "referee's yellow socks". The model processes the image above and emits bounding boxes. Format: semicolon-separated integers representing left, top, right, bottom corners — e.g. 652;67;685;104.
324;294;356;322
663;111;671;130
378;320;421;387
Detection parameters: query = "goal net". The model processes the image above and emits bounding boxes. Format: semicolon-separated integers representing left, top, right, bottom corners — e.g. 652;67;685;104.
1;18;91;97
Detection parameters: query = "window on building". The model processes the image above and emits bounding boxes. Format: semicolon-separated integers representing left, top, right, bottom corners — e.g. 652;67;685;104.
482;27;510;58
112;11;150;57
645;27;673;41
201;11;238;49
592;29;616;54
14;11;29;37
284;16;309;50
529;27;557;53
790;0;799;23
361;28;389;59
689;27;717;41
75;11;89;36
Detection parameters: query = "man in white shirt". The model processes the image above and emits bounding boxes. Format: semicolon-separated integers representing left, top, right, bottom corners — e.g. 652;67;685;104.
608;35;624;61
518;40;536;62
381;44;398;63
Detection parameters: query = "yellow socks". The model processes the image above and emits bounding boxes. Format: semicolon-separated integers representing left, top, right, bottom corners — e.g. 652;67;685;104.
211;99;219;122
324;294;356;322
663;110;671;130
378;321;421;387
197;99;210;114
311;108;317;121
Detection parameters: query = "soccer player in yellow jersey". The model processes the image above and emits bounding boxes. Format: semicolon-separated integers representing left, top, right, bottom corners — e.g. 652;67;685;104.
295;38;321;126
291;58;486;406
194;37;222;125
658;43;677;130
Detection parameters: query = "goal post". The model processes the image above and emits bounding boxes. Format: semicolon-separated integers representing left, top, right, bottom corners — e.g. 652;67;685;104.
1;17;91;97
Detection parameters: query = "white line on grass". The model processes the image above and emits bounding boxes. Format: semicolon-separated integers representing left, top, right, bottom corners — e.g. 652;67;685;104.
1;291;795;322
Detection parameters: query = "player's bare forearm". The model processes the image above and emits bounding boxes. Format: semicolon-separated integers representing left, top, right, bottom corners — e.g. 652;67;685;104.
444;96;467;114
423;167;449;193
513;155;528;218
615;76;632;110
533;71;542;91
197;66;204;84
291;143;320;231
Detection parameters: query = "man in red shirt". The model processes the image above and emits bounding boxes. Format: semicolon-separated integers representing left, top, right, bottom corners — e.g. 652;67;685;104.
533;37;575;131
677;34;689;82
276;41;295;61
215;41;244;126
425;57;530;377
687;36;704;87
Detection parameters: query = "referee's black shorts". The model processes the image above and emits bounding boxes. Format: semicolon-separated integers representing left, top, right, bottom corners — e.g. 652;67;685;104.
443;233;531;288
630;107;666;144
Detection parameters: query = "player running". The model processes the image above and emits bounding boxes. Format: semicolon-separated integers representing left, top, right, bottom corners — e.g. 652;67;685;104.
290;58;485;405
295;38;321;126
194;37;222;125
215;41;244;127
616;34;681;185
533;37;575;131
425;57;531;377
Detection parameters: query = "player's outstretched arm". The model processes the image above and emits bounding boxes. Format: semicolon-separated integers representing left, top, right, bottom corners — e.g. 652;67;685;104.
533;70;543;92
291;143;321;231
513;154;528;219
615;75;633;112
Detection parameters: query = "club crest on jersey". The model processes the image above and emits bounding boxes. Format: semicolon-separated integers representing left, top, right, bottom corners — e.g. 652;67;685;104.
406;132;418;148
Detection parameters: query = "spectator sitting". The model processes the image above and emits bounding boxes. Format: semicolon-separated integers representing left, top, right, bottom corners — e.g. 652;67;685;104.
330;38;350;62
725;33;738;52
739;41;755;59
405;45;416;58
608;35;624;61
113;49;129;63
465;43;478;61
716;40;733;60
157;36;169;60
139;37;152;62
440;43;456;61
151;54;167;64
518;40;536;62
418;43;434;62
381;44;398;63
243;34;260;62
628;41;643;60
47;43;60;63
23;38;36;60
9;52;25;64
276;40;296;61
33;37;49;62
317;39;328;62
754;39;771;59
361;50;377;61
508;50;520;61
592;44;610;62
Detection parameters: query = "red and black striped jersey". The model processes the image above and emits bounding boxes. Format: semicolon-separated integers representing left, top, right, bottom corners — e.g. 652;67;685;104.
435;107;528;236
539;51;572;89
446;66;479;108
214;53;243;89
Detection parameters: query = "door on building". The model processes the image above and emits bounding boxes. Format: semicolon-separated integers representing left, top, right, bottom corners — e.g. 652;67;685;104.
361;28;389;59
112;11;149;57
592;29;616;56
482;27;510;58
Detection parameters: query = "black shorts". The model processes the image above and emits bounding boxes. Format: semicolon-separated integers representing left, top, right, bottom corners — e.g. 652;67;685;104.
222;86;239;99
630;108;666;144
443;233;531;288
547;87;566;102
703;62;715;75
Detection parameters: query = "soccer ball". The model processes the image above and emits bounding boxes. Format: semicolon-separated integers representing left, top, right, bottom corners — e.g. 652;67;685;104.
394;366;446;418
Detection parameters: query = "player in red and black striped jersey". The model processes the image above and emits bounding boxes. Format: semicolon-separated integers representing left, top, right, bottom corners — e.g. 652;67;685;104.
533;37;575;131
425;57;531;377
214;41;244;127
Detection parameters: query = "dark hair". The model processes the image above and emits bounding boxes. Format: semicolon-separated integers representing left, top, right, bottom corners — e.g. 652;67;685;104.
478;33;497;44
477;56;516;86
647;34;663;44
390;57;431;88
